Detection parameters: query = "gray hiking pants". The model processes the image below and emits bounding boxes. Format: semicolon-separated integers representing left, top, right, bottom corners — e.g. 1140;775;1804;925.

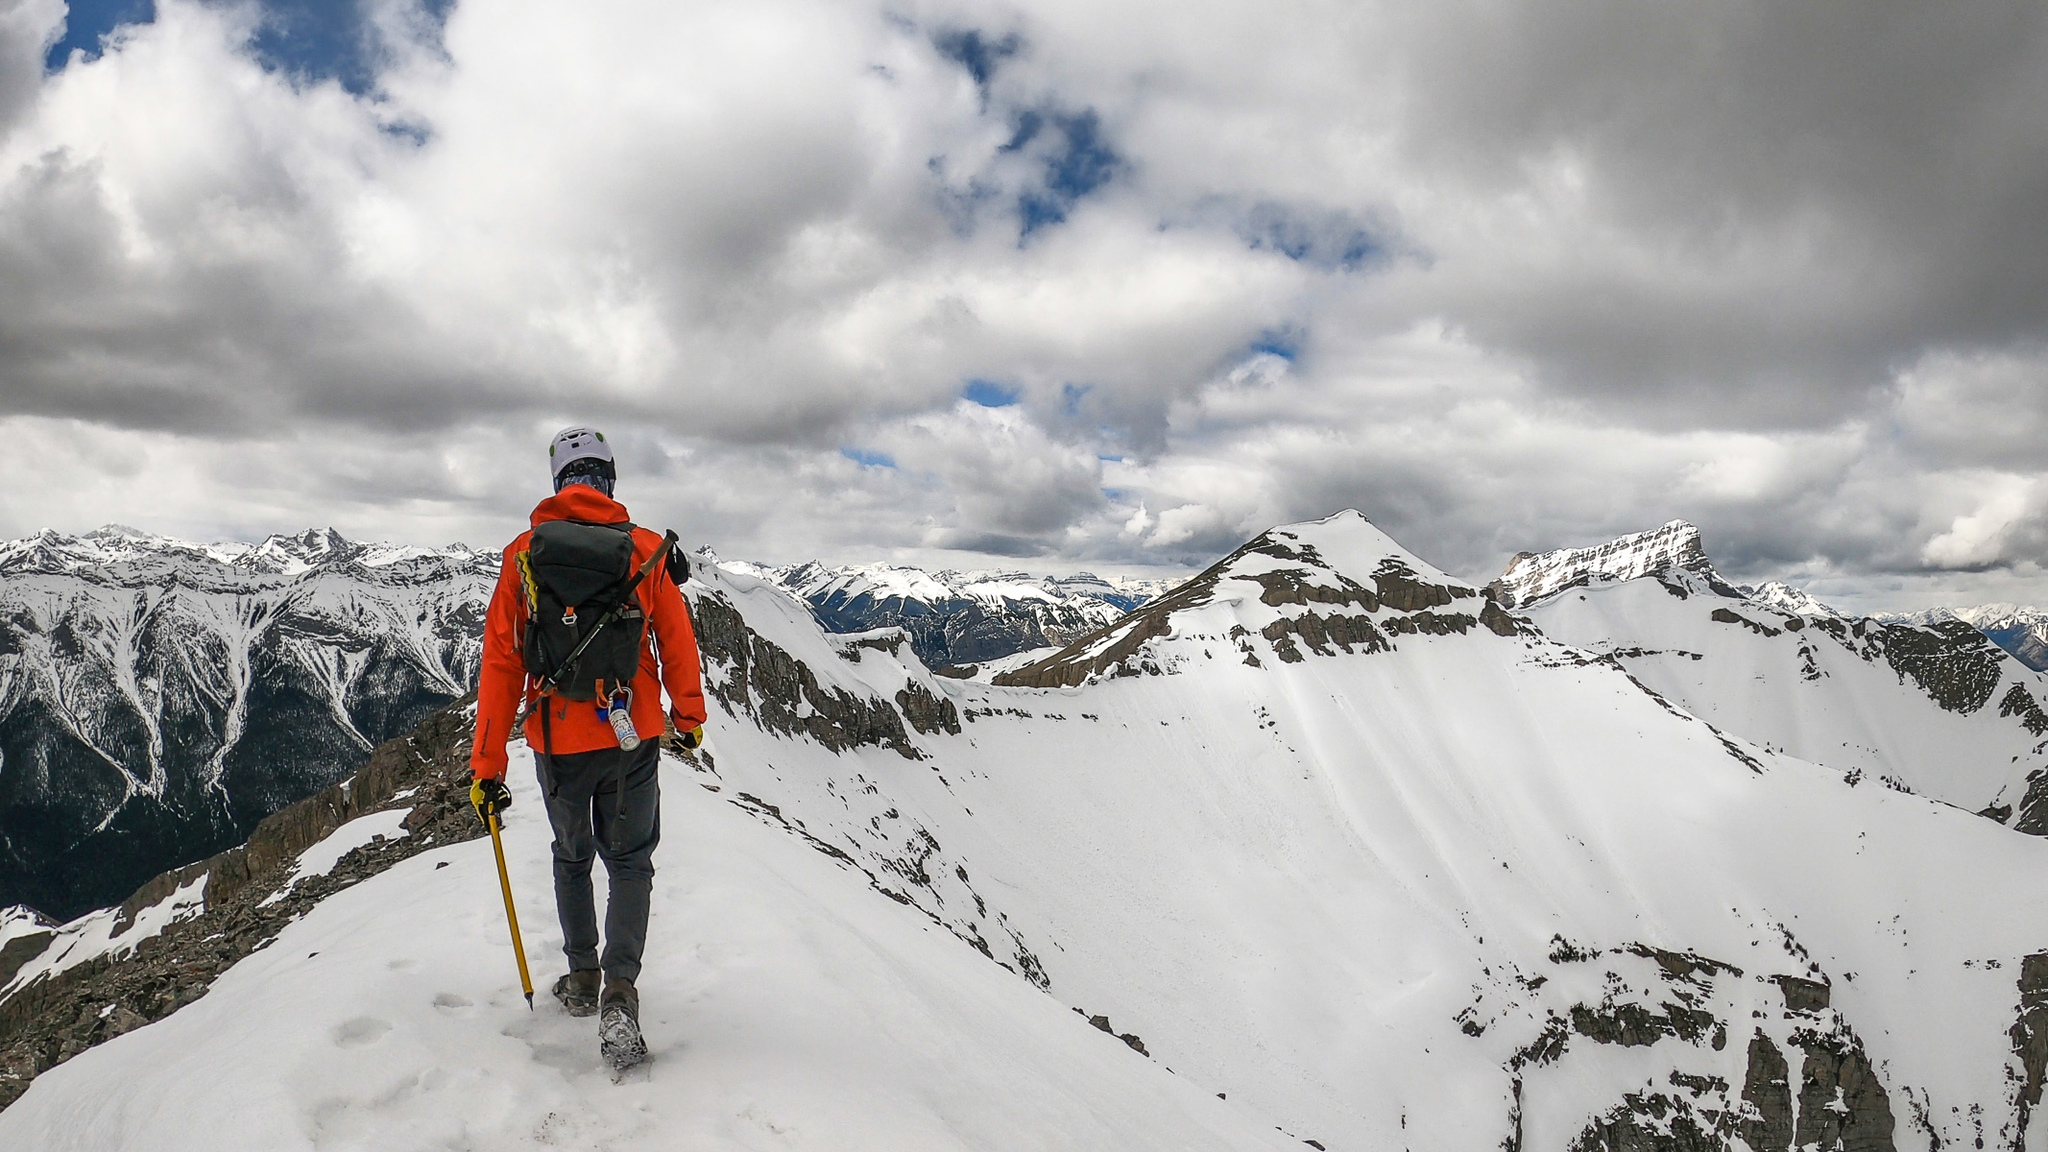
535;740;661;984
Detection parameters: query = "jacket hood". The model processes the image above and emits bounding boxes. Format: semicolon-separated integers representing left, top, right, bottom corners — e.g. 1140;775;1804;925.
530;485;632;528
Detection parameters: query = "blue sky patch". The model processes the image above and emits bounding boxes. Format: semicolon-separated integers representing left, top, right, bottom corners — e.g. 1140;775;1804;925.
45;0;153;69
932;27;1021;95
47;0;457;95
1016;109;1123;238
1250;329;1302;361
840;448;898;469
1238;202;1384;271
963;379;1020;407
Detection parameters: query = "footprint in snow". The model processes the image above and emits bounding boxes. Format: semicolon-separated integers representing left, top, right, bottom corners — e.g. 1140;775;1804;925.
334;1016;392;1048
529;1042;587;1072
432;992;473;1011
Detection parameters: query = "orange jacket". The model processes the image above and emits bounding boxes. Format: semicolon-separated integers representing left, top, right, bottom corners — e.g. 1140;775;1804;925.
470;486;707;779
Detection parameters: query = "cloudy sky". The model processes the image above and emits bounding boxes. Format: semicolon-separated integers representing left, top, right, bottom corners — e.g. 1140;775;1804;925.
1;0;2045;611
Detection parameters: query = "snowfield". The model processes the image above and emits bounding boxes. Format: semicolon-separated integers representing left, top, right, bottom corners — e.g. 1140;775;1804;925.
0;744;1298;1151
6;511;2048;1150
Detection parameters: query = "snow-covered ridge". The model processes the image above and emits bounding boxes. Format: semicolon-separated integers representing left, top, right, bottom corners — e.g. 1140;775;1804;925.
1512;521;2048;831
1493;519;1731;609
999;509;1524;688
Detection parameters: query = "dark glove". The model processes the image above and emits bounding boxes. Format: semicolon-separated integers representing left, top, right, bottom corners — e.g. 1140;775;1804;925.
665;540;691;585
470;776;513;819
676;723;704;750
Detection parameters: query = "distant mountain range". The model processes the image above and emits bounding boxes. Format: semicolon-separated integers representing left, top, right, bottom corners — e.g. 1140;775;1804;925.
1881;603;2048;671
720;557;1171;672
0;526;493;920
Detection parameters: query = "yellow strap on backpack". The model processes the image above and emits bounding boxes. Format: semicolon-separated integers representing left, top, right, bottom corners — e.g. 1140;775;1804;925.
515;549;540;614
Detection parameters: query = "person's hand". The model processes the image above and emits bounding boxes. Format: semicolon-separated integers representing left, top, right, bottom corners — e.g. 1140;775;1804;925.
675;722;704;750
470;776;513;820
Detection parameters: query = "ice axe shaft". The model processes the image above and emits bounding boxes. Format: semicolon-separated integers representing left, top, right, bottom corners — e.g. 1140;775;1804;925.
487;812;534;1009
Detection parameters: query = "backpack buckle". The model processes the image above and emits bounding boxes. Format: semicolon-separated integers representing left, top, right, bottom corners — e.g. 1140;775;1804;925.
562;605;578;627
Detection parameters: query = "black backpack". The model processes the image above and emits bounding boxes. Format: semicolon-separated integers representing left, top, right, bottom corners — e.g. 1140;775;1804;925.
518;519;647;701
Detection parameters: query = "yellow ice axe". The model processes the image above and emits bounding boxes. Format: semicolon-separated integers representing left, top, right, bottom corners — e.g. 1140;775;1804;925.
486;812;534;1009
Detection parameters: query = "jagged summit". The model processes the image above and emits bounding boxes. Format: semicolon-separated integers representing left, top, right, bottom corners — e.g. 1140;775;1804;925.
1492;519;1742;609
997;510;1524;688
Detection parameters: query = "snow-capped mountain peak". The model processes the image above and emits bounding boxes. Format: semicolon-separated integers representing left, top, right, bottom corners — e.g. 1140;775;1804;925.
998;509;1525;688
1739;579;1849;620
1493;519;1734;609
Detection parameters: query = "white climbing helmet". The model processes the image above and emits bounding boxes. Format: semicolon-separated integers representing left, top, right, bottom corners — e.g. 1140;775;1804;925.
547;426;613;481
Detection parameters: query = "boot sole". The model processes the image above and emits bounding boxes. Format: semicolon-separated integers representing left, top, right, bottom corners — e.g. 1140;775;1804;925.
600;1006;648;1070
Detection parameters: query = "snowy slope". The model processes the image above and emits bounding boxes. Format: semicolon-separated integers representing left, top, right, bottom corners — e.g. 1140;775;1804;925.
0;742;1301;1151
1510;525;2048;831
9;510;2048;1150
0;525;494;919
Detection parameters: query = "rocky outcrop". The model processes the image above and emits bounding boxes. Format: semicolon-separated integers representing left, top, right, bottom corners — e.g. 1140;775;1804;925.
1879;618;2008;715
0;694;484;1110
690;591;924;758
2009;952;2048;1148
1485;940;1897;1152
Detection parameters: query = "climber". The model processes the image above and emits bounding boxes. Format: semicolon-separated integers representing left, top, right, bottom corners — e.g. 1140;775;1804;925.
468;425;706;1070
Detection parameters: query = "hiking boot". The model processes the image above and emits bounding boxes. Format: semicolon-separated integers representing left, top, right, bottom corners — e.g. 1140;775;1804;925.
552;969;600;1017
599;977;647;1070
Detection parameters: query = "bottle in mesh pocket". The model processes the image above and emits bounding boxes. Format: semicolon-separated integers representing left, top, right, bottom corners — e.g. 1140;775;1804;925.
604;689;640;751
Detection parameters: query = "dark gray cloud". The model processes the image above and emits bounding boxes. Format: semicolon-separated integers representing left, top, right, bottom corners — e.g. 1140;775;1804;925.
0;0;2044;613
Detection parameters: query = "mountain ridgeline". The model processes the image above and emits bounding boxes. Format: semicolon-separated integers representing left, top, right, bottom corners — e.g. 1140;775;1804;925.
0;528;494;920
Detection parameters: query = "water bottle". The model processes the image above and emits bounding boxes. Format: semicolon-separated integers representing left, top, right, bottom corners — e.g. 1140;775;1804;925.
604;691;640;751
